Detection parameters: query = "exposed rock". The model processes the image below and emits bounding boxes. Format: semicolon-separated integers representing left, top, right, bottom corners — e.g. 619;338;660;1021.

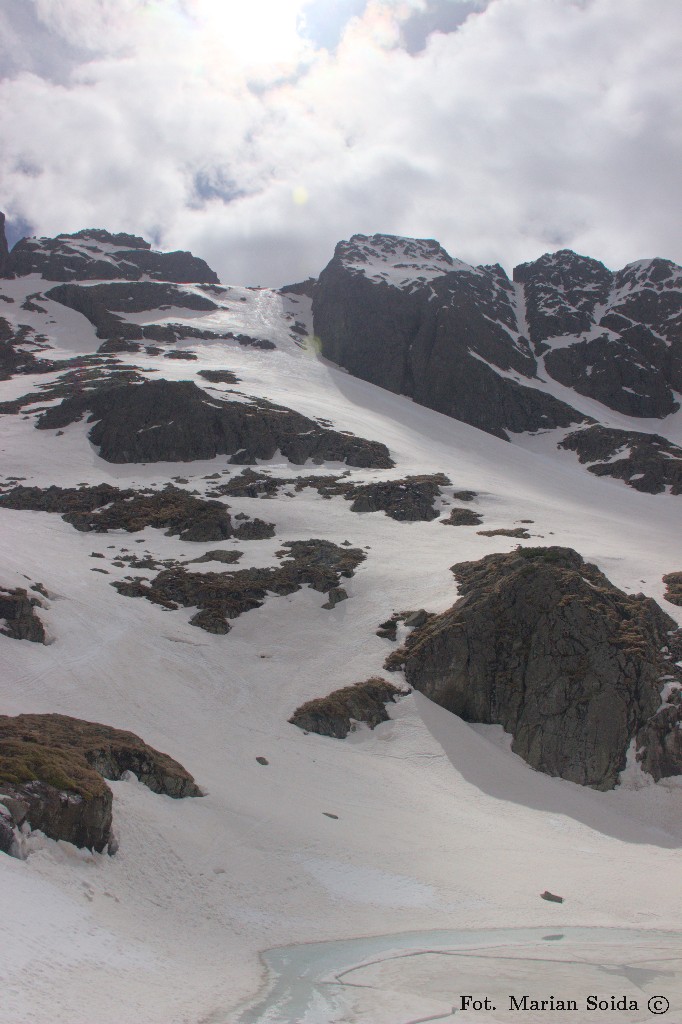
45;282;218;340
391;547;682;789
540;891;564;904
514;250;613;346
404;609;429;628
544;333;677;418
517;251;682;415
164;350;197;360
7;230;219;284
477;527;530;538
315;235;682;435
198;369;240;385
0;212;9;278
34;378;394;468
0;806;17;855
322;586;348;609
280;278;317;298
313;234;587;439
559;426;682;494
255;756;269;765
637;689;682;782
1;483;273;542
209;469;449;521
113;539;365;633
348;474;449;520
662;572;682;606
376;616;399;640
0;777;112;854
0;585;46;643
0;362;152;416
0;317;66;380
97;338;142;354
441;507;482;526
0;712;201;853
186;549;243;565
288;678;408;738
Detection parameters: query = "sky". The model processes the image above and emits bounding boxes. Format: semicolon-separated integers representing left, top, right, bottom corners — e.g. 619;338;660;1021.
0;0;680;286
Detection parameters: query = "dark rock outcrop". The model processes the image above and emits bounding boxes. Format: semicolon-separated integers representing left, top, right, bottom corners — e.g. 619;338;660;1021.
280;278;317;298
313;234;587;440
0;713;201;853
6;230;219;284
0;585;46;643
390;547;682;789
348;473;449;520
209;469;449;521
45;282;218;340
314;235;682;440
0;362;151;416
34;378;394;468
1;483;274;542
0;212;9;278
559;426;682;494
198;369;240;385
663;572;682;606
516;250;682;416
113;539;366;633
441;507;482;526
0;317;64;380
544;333;676;418
514;250;613;346
289;678;408;738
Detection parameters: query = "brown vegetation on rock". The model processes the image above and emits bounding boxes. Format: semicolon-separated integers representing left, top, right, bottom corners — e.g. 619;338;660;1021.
1;483;274;542
289;678;409;738
0;713;201;853
113;539;366;633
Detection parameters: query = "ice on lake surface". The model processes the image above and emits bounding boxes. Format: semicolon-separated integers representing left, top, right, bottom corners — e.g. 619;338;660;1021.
236;927;682;1024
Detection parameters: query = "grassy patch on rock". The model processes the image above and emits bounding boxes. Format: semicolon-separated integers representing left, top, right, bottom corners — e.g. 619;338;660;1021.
289;678;409;738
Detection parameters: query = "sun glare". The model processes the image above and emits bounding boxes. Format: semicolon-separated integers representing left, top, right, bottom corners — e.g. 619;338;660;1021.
189;0;309;69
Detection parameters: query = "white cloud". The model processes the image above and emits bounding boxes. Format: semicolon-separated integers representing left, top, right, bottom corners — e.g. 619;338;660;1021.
0;0;680;284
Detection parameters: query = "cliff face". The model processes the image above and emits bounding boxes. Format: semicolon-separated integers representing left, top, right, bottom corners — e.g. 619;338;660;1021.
313;234;682;450
391;547;682;790
313;235;585;439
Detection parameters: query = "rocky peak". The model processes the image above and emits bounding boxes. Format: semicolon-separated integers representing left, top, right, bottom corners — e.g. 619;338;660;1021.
59;228;151;250
614;257;682;294
332;232;478;291
313;233;584;438
513;249;613;344
5;229;219;284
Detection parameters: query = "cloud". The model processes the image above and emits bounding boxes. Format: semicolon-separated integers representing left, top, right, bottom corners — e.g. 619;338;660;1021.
0;0;680;285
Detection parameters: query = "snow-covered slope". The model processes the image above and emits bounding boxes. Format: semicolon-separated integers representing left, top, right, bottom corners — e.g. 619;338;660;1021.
1;229;681;1024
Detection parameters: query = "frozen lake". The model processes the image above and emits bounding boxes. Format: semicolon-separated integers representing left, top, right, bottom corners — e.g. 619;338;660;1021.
234;926;681;1023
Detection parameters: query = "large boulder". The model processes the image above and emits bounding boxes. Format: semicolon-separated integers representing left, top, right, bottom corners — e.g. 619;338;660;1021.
289;678;408;738
0;714;202;854
390;547;682;789
0;585;46;642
